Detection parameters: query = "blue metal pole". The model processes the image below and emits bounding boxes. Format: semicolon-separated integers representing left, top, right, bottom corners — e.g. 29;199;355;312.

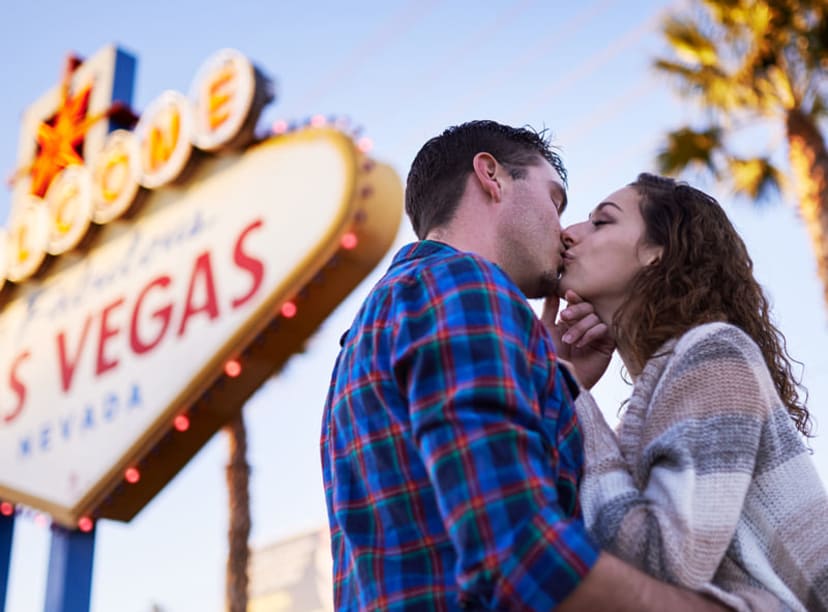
0;512;14;612
44;524;96;612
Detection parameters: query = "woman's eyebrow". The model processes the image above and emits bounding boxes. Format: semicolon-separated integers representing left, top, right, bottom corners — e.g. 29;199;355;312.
596;201;622;213
588;201;622;219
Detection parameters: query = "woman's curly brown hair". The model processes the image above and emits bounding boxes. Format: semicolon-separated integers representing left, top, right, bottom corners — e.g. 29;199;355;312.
613;173;811;436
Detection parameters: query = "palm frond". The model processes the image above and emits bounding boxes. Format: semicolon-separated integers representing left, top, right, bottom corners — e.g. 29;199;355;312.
702;0;752;31
749;68;798;115
657;126;724;176
726;156;783;202
663;17;720;66
810;94;828;119
654;58;752;112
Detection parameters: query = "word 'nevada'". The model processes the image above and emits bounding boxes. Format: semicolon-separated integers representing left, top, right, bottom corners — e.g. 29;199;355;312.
3;48;273;288
18;382;142;459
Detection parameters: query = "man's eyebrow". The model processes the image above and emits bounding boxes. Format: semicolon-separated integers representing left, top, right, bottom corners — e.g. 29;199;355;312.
588;201;622;218
552;182;568;214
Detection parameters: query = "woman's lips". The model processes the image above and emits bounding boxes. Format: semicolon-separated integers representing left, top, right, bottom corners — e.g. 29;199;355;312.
557;251;573;278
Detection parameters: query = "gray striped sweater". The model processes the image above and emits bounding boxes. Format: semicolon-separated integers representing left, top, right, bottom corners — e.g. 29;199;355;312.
575;322;828;611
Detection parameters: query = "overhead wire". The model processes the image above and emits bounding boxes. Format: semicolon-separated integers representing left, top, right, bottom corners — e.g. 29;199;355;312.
512;7;667;118
583;135;660;187
291;0;443;112
399;0;621;146
388;0;545;119
448;0;621;117
556;77;660;144
286;0;684;197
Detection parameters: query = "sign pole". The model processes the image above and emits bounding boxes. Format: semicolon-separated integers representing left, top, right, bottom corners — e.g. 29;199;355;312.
44;525;95;612
0;513;13;612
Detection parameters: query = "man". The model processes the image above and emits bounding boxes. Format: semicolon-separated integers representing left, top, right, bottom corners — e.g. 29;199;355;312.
321;120;728;610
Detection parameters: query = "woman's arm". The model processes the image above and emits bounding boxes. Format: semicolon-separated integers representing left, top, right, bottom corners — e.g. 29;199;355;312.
575;324;778;607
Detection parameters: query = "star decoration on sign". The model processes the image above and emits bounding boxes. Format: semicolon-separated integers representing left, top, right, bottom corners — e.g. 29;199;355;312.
9;54;126;198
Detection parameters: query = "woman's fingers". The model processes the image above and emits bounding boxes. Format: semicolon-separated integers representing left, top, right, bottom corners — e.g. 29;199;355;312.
560;312;602;345
560;301;595;324
576;322;611;350
563;289;585;305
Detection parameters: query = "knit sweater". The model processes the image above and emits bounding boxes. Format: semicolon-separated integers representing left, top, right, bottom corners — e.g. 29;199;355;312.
575;322;828;611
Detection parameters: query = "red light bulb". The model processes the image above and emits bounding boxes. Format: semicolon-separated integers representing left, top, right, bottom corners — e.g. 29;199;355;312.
224;359;242;378
281;301;297;318
341;232;358;250
174;414;190;432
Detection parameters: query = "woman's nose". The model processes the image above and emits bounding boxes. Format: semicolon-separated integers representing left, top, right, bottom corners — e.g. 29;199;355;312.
561;226;577;247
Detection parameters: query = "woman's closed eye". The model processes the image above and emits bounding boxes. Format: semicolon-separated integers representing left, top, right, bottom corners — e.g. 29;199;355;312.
591;219;610;227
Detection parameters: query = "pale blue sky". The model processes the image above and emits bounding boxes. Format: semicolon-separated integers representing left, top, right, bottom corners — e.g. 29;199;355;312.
1;1;826;611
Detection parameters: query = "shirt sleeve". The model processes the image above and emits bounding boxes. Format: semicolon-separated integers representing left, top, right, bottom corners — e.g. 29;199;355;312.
392;257;599;610
575;325;774;604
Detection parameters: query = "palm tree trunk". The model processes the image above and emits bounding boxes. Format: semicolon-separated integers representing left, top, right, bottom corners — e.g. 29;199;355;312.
786;108;828;314
225;413;251;612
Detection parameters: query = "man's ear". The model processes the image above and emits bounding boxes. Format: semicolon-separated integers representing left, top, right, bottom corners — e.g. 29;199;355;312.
472;152;501;201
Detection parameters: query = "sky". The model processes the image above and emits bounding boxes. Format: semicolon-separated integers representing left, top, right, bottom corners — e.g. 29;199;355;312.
1;1;827;611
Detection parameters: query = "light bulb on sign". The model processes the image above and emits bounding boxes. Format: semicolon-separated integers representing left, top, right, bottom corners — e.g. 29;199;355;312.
357;137;373;153
125;467;140;484
78;517;94;532
174;414;190;432
0;502;13;516
224;359;242;378
341;232;358;250
281;301;297;318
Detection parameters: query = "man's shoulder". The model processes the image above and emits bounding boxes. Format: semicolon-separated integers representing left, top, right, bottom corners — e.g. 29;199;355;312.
392;240;504;275
388;241;520;297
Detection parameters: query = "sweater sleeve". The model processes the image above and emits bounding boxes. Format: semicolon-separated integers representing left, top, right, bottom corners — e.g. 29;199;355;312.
576;325;775;601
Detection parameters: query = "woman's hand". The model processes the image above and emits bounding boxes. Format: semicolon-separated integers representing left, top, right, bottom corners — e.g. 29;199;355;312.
541;290;615;389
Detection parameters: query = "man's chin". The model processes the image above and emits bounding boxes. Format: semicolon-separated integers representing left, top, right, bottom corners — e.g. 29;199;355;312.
531;271;560;300
554;272;570;298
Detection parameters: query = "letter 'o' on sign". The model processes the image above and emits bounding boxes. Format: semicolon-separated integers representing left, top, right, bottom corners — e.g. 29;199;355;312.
7;196;50;283
91;129;142;224
134;91;195;189
45;165;94;256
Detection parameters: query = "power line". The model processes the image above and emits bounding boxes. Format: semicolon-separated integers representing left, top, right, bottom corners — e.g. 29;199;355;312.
585;135;660;186
292;0;442;111
556;77;659;144
513;8;665;118
421;0;621;130
390;0;545;117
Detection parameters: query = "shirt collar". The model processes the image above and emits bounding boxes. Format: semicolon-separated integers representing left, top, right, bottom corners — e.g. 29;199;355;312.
391;240;459;267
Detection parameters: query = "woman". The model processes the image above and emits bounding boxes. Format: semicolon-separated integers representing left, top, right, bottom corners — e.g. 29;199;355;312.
556;173;828;611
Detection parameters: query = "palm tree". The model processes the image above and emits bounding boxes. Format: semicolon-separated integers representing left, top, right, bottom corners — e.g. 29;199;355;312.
225;413;251;612
653;0;828;310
